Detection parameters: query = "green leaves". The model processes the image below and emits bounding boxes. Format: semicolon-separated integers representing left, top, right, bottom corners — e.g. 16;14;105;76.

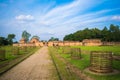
22;30;31;42
64;24;120;42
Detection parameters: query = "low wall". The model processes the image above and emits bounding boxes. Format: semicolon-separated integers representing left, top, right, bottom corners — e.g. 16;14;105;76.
83;43;102;46
47;42;53;46
13;43;35;47
13;41;120;47
35;42;44;46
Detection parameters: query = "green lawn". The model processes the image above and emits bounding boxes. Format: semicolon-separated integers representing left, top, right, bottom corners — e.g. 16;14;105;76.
0;46;38;60
56;46;120;80
73;46;120;55
49;47;80;80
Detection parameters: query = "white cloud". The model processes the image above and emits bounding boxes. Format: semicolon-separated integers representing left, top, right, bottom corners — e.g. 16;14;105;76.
15;15;34;21
25;1;112;40
112;16;120;21
42;0;101;25
8;0;119;40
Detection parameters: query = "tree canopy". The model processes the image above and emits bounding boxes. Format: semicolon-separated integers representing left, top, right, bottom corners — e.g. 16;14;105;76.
49;37;59;41
0;34;16;46
7;34;15;44
22;30;31;42
64;24;120;42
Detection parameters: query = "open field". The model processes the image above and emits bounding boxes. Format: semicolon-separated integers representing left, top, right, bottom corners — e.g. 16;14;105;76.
73;46;120;55
54;46;120;80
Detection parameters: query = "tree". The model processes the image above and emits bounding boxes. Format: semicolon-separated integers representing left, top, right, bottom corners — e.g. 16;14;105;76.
22;30;31;42
63;24;120;42
49;37;59;41
7;34;15;45
0;37;8;46
91;28;102;39
64;34;75;41
109;24;120;41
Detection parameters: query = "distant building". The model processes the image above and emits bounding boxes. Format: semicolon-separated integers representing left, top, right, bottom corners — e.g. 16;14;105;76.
13;38;108;47
30;38;39;43
82;39;102;46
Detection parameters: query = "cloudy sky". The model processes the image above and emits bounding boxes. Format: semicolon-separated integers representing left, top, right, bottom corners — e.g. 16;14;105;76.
0;0;120;41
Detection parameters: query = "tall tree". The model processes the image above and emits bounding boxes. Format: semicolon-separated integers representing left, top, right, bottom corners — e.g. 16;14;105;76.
101;26;109;41
0;37;8;46
63;24;120;42
7;34;15;44
109;24;120;41
49;37;59;41
22;30;31;42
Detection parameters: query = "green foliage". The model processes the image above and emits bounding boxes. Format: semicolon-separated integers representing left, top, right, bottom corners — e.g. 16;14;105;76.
0;37;8;46
49;37;59;41
7;34;15;45
22;30;31;42
64;24;120;42
0;34;16;46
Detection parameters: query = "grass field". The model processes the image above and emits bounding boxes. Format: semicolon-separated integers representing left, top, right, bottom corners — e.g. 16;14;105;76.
49;47;80;80
55;46;120;80
73;46;120;55
0;46;39;60
0;46;39;74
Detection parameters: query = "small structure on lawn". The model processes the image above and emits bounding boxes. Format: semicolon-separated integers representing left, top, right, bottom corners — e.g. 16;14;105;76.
12;47;19;55
0;50;6;60
71;48;81;59
89;51;113;73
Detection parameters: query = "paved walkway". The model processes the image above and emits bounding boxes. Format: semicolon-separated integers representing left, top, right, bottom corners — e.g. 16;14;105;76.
0;47;58;80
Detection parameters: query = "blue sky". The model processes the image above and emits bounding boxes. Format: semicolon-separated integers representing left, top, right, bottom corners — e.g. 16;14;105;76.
0;0;120;41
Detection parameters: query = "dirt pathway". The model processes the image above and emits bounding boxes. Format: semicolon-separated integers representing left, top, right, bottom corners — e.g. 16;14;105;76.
0;46;58;80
